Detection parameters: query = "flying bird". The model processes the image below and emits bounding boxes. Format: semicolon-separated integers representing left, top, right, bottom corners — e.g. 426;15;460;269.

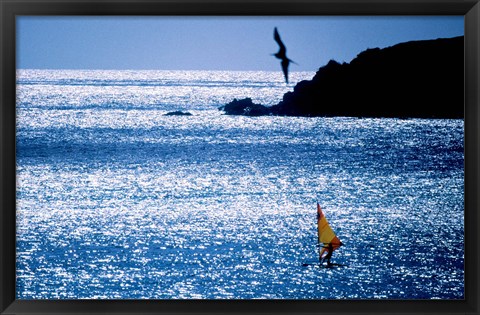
272;27;297;84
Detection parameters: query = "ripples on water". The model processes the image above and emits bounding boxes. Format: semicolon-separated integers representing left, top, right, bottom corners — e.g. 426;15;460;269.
16;70;464;299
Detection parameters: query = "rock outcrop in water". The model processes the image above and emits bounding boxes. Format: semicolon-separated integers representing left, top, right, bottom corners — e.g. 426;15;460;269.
221;36;464;119
218;98;270;116
164;111;193;116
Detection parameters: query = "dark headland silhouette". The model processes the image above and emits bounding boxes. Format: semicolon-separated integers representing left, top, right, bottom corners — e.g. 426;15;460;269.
221;36;463;119
272;27;297;84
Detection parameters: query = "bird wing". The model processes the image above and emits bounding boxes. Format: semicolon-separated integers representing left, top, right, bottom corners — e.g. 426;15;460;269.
274;27;286;54
281;59;289;83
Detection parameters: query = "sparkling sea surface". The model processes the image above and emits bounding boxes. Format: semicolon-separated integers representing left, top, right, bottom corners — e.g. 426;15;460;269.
16;70;464;299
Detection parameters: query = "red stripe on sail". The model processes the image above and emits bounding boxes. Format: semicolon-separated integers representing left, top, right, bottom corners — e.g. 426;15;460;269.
331;236;342;251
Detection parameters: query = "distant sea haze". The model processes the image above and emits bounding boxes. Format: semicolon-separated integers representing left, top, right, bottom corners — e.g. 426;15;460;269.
16;69;464;299
17;69;315;111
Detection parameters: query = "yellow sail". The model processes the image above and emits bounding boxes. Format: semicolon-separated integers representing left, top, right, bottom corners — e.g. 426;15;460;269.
317;203;342;258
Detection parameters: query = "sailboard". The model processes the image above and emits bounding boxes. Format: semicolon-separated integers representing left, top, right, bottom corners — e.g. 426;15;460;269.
317;203;343;262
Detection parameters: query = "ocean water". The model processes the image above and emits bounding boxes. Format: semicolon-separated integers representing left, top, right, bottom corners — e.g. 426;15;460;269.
16;69;464;299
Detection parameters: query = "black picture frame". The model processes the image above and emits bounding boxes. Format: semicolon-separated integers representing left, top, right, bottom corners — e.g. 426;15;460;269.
1;0;479;314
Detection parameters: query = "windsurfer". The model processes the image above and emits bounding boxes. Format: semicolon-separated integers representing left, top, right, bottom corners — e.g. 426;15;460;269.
322;243;334;266
316;203;343;267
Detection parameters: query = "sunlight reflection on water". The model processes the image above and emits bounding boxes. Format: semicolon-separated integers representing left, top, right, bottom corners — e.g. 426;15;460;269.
17;115;464;299
16;70;464;299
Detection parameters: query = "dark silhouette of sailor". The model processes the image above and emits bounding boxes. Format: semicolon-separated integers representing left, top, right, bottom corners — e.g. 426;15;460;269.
272;27;297;84
321;243;334;266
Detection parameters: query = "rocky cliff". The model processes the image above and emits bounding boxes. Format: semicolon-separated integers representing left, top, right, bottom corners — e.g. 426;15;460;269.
222;36;464;119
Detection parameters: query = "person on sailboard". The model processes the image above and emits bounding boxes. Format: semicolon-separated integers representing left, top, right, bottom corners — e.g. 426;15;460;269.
316;203;343;266
322;243;334;266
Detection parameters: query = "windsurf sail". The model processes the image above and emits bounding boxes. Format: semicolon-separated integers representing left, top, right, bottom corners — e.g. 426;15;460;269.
317;203;342;259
